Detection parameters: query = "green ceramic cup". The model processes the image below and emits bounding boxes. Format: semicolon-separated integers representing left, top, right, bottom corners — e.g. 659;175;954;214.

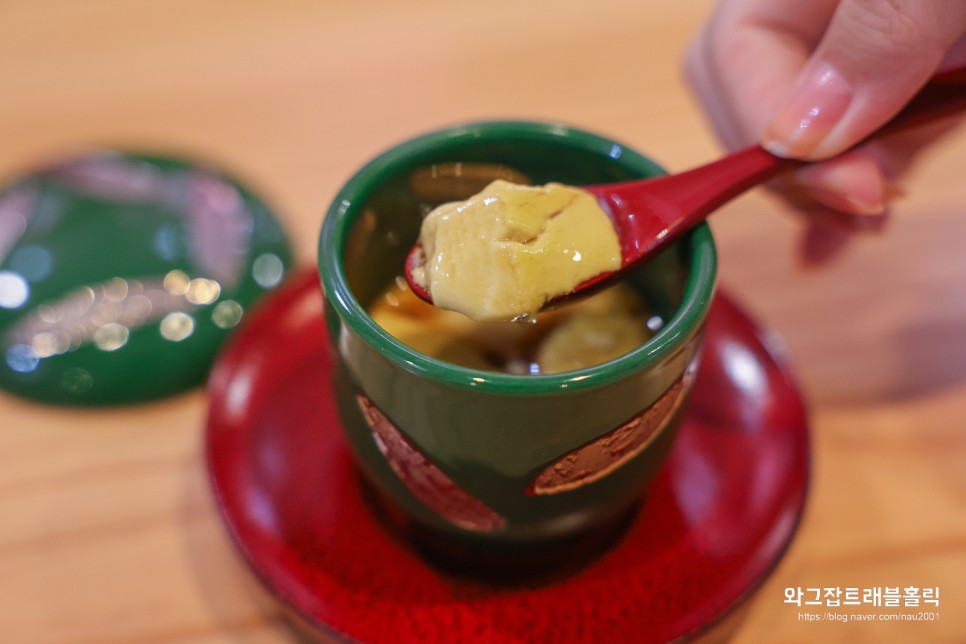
319;121;716;566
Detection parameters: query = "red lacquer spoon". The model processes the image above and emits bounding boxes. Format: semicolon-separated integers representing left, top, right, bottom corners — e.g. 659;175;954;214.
406;66;966;309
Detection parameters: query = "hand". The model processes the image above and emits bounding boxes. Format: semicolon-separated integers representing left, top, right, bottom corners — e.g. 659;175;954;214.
685;0;966;262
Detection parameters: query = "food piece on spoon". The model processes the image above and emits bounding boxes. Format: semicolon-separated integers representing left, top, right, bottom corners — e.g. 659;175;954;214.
410;179;621;322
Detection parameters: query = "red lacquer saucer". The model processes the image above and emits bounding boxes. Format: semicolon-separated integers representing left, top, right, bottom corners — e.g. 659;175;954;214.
205;268;810;643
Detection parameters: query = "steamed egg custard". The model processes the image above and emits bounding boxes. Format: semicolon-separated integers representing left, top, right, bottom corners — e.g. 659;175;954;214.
369;277;654;375
410;180;621;322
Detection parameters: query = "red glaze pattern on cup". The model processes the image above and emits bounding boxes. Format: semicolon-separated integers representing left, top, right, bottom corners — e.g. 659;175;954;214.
529;363;697;496
357;394;506;531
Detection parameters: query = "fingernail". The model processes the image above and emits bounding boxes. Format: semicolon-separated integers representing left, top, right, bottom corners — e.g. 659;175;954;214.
805;187;885;215
762;62;852;159
795;155;892;216
799;201;891;234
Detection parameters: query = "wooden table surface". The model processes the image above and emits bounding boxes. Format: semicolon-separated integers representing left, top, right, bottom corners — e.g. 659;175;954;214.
1;2;963;642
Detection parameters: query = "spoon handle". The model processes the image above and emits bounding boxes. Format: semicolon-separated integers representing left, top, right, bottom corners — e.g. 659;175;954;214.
708;67;966;210
585;64;966;279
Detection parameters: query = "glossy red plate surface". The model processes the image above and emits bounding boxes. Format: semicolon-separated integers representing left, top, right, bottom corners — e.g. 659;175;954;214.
206;269;809;643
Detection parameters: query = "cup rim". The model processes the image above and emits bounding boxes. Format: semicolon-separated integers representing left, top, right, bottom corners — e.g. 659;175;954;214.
319;120;717;395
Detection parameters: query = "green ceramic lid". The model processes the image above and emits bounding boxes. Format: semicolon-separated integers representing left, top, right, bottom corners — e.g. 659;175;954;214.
0;151;293;405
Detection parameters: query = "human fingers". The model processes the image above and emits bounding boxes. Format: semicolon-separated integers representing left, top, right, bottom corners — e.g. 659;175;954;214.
761;0;966;160
684;0;837;149
683;1;894;222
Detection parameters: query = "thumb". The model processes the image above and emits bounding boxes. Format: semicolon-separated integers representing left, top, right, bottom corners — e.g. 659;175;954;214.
761;0;966;160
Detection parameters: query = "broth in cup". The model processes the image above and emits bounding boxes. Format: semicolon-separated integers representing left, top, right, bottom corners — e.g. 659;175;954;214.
319;122;716;567
369;278;655;376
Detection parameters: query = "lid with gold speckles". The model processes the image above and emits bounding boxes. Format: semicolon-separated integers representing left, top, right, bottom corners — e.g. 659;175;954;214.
0;151;293;405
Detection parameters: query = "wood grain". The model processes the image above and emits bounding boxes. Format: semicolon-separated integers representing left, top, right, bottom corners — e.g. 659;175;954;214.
1;1;963;642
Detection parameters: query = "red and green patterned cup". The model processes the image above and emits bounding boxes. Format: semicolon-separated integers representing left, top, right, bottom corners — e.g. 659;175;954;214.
319;121;716;566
